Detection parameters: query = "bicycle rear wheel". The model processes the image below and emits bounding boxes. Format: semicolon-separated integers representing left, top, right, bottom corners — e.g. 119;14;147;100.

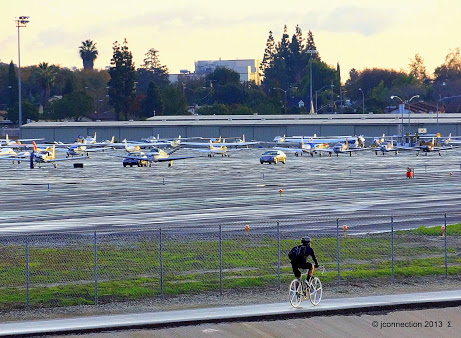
289;279;303;308
309;277;322;306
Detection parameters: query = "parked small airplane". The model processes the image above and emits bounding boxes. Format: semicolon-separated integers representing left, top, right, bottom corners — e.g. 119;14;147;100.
0;134;42;148
315;138;368;157
0;148;31;163
114;147;200;167
274;140;316;157
414;137;455;156
29;142;85;168
75;132;97;144
185;140;242;157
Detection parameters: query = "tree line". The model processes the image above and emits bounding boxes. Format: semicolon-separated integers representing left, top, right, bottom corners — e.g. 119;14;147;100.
0;27;460;123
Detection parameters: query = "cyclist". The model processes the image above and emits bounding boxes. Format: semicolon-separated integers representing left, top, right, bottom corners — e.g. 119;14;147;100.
290;236;319;284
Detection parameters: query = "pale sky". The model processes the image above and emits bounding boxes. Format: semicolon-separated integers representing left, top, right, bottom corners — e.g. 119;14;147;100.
2;0;460;80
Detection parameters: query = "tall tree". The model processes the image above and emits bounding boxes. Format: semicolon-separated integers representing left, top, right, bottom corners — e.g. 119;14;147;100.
289;25;304;83
108;39;136;120
79;40;98;70
259;31;276;76
137;48;169;94
141;81;164;117
409;54;428;83
7;61;18;110
304;30;319;59
34;62;55;109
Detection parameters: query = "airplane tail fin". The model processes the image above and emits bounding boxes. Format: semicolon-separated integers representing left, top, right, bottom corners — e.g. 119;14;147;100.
242;134;245;142
346;138;349;149
110;136;114;143
5;134;9;143
52;145;56;159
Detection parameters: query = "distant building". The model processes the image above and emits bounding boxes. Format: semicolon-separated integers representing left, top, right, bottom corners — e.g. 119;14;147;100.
169;59;261;85
195;59;260;85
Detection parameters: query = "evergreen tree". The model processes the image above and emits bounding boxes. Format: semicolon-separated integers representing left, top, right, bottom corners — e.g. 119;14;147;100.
259;31;276;76
7;61;18;110
141;81;164;117
289;25;304;83
108;39;136;120
304;30;319;60
138;48;170;91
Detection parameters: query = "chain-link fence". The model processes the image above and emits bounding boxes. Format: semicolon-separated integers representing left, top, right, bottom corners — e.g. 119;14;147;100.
0;212;460;311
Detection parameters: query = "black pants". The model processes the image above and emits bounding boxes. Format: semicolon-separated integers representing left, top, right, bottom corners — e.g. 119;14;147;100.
291;261;312;278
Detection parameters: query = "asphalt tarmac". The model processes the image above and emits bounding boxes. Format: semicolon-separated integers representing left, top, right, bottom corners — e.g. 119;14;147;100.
1;146;460;234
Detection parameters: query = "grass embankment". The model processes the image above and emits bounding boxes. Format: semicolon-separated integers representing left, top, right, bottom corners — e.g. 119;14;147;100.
0;224;460;310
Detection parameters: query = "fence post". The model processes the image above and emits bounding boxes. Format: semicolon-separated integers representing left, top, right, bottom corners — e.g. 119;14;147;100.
336;218;340;285
444;213;447;278
25;237;29;310
391;216;394;282
94;231;98;306
159;228;163;298
219;224;223;297
277;221;281;289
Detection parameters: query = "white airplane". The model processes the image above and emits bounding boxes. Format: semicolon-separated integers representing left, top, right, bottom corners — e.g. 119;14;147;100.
373;138;400;155
114;147;200;167
57;143;113;157
0;134;42;148
274;139;330;157
314;138;368;157
273;135;286;143
185;140;241;157
215;135;259;148
75;132;97;144
0;148;31;163
29;142;85;168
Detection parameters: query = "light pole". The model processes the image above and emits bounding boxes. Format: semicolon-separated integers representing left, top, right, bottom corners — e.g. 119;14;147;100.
315;85;333;114
273;87;297;114
390;95;405;137
306;50;318;114
407;95;419;133
358;88;365;114
16;16;29;135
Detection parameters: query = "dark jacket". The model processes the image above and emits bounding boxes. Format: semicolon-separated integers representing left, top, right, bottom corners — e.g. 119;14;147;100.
299;245;318;266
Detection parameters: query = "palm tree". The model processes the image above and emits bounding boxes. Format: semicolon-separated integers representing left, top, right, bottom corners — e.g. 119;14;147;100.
35;62;55;109
79;39;98;70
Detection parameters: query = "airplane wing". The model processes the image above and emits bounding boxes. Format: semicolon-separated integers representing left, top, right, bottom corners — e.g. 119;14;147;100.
181;141;214;147
47;156;87;162
220;141;260;146
85;147;115;153
156;155;201;162
273;146;304;155
314;148;334;153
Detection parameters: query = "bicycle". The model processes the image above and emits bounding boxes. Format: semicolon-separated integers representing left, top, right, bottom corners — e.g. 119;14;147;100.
289;266;325;307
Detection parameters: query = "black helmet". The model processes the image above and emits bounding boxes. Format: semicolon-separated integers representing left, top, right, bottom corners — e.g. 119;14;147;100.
301;236;311;245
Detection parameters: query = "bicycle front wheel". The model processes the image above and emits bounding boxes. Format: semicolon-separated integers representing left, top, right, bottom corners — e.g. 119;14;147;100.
309;277;322;306
289;279;303;308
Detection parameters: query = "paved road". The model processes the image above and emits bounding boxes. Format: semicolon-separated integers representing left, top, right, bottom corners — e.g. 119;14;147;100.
1;290;460;336
1;147;460;234
65;307;461;338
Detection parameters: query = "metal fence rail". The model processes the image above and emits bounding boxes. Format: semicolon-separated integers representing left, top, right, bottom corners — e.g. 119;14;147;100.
0;212;460;311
